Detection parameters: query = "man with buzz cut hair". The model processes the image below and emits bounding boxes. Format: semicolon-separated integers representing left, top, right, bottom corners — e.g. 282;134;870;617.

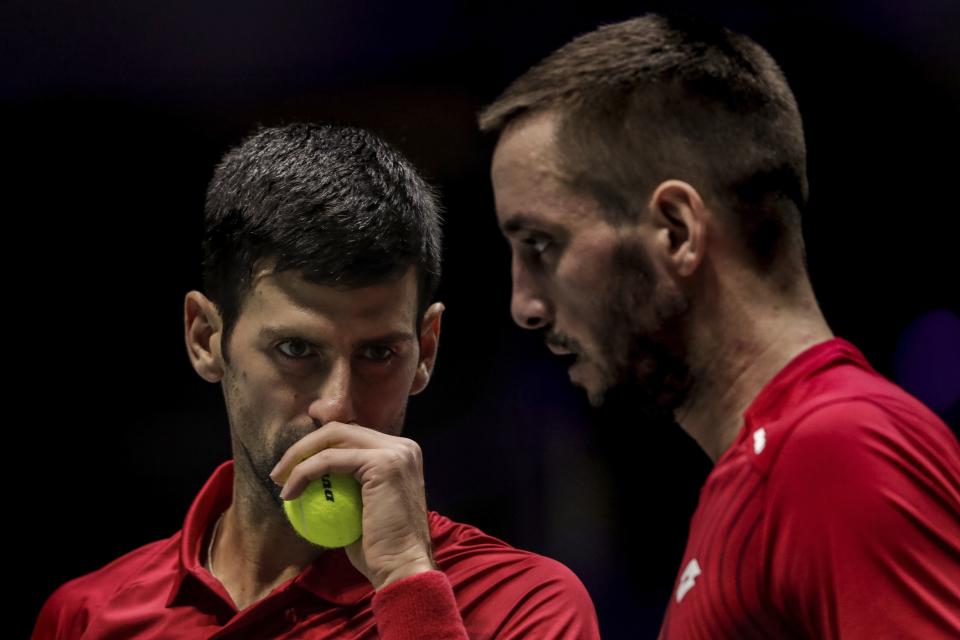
32;123;600;639
480;13;960;639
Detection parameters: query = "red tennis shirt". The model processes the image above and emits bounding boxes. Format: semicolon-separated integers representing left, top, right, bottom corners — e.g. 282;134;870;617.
33;460;599;639
659;338;960;639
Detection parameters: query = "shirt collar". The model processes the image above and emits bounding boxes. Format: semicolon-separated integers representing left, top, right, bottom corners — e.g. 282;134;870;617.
738;337;872;441
167;460;372;608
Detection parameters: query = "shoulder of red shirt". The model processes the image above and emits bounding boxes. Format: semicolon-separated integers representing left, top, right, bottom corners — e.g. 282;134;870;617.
740;341;960;638
33;535;178;637
34;512;600;639
739;337;957;479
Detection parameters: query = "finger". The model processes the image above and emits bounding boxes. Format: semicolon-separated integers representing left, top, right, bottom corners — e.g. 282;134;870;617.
278;447;392;500
270;422;390;483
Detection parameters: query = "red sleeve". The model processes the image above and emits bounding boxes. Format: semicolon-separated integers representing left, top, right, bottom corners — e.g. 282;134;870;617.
372;571;468;640
765;400;960;639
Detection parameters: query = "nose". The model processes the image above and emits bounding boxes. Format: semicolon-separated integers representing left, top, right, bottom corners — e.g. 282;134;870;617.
510;255;551;330
307;356;358;426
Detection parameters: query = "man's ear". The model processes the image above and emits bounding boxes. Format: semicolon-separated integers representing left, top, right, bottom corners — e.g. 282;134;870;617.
184;291;225;383
410;302;444;396
648;180;708;278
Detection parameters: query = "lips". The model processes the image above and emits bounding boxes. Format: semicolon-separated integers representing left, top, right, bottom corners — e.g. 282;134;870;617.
547;342;575;356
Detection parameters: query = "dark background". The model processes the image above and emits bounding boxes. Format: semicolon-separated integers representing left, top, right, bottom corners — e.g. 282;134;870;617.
8;1;959;638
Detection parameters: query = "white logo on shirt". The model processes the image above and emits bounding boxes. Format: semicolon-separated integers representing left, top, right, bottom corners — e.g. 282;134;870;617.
753;428;767;455
676;558;702;603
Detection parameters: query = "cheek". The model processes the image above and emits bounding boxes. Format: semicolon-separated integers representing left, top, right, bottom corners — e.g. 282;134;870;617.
557;232;620;293
240;367;289;409
222;371;264;444
554;258;615;328
224;362;299;435
353;361;418;425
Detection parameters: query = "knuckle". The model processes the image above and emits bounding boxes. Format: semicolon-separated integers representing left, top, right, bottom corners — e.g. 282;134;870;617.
400;438;421;456
384;449;405;467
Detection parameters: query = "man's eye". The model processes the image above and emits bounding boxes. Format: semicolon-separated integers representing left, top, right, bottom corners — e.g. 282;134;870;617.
523;235;551;254
360;346;395;362
276;339;315;359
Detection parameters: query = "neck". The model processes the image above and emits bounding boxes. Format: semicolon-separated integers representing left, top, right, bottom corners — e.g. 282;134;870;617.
208;463;323;610
675;274;832;462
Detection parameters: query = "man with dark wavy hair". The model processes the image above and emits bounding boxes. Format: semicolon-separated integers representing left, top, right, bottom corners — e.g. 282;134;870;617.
481;14;960;639
32;123;599;639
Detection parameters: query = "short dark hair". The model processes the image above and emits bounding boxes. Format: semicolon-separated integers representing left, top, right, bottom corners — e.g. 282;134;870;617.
202;123;443;359
480;14;808;275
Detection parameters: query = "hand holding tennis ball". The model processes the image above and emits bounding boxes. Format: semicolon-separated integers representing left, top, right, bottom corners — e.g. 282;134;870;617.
270;421;436;590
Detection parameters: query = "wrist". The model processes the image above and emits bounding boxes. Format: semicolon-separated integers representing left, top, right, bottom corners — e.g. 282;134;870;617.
375;558;437;590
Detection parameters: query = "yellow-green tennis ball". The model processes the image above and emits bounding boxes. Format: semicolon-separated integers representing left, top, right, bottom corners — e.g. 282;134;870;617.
283;473;363;548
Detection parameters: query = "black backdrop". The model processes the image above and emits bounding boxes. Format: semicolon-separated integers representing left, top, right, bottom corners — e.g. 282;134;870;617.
8;1;958;637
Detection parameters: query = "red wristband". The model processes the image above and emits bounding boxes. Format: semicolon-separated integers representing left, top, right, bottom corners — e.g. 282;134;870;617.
372;570;468;639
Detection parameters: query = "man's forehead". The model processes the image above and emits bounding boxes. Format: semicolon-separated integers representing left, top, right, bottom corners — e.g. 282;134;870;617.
492;110;564;177
492;110;614;233
244;267;419;322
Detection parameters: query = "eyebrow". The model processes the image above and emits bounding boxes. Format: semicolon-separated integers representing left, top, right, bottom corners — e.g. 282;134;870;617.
501;213;569;243
503;213;570;239
258;327;416;346
357;331;417;347
501;213;539;235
